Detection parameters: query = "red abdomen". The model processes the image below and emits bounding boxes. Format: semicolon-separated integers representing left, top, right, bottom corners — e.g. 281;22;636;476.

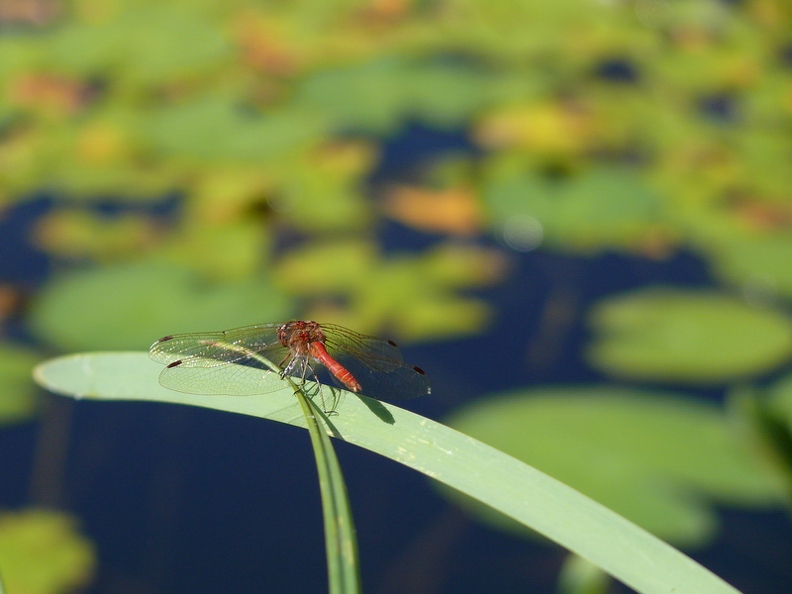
309;342;362;392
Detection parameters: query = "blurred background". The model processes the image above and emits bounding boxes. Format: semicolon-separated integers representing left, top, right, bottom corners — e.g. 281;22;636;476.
2;0;792;592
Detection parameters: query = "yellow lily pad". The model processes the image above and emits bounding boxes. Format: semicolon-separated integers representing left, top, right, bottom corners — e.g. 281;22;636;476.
0;508;95;594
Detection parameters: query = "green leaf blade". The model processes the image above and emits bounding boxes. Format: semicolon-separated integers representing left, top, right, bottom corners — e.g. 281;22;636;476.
34;353;741;594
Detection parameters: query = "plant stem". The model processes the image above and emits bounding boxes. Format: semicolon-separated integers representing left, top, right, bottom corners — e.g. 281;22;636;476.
294;385;361;594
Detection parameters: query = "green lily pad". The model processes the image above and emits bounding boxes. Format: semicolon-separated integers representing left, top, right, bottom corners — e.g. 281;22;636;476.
293;58;536;133
0;508;95;594
273;240;377;294
44;5;232;83
442;387;785;547
708;235;792;301
164;220;273;281
273;241;496;340
483;162;669;254
141;99;328;161
586;288;792;383
29;262;294;351
768;373;792;439
0;344;41;426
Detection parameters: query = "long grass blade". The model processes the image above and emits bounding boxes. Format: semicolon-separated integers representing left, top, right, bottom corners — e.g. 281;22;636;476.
34;353;743;594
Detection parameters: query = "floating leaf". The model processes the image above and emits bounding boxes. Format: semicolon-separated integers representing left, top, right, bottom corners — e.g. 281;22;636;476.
274;240;377;294
292;58;536;133
0;344;41;425
474;101;598;155
163;219;273;281
731;381;792;490
483;162;671;254
274;141;376;232
443;387;785;547
273;241;500;339
42;6;232;83
32;209;158;262
382;185;483;236
586;288;792;383
708;234;792;300
7;74;91;118
768;373;792;440
0;508;95;594
141;98;328;161
29;263;294;351
0;38;42;78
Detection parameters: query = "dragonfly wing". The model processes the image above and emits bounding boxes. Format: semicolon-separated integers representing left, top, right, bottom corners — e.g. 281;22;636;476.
157;361;288;396
321;325;404;372
149;324;282;366
325;353;430;400
150;324;289;396
321;324;430;400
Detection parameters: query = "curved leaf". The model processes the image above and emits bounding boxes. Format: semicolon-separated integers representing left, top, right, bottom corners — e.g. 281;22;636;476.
34;352;741;594
442;387;785;547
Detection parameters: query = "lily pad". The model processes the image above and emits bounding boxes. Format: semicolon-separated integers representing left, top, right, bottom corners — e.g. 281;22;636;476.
141;99;328;161
0;344;41;425
482;162;670;254
273;241;498;339
293;58;535;133
44;6;232;83
768;372;792;439
586;288;792;383
708;235;792;301
33;209;158;262
442;387;785;547
0;508;95;594
29;262;294;351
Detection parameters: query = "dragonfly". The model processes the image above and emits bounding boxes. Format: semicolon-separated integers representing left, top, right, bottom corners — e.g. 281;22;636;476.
149;320;431;403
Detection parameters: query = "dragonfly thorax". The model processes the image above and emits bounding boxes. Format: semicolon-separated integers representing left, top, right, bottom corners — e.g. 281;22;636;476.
277;320;327;356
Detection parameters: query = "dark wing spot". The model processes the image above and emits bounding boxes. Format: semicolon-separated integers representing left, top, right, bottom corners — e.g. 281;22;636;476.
413;366;426;375
387;339;398;347
167;360;183;368
159;335;174;342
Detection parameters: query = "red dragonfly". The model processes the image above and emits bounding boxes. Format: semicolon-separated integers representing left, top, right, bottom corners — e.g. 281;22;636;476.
149;320;430;401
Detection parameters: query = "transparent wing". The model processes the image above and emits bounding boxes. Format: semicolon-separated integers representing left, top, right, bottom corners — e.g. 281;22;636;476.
149;324;290;396
149;321;431;400
320;324;431;400
149;323;283;366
